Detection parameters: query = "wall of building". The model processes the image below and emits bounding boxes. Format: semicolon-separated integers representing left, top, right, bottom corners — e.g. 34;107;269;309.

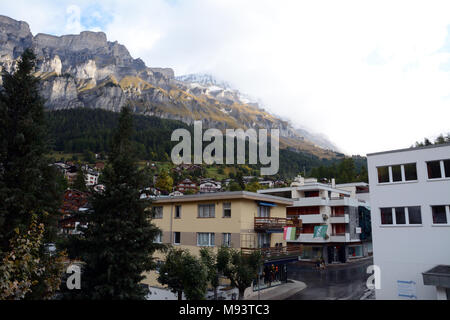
143;197;288;288
368;144;450;300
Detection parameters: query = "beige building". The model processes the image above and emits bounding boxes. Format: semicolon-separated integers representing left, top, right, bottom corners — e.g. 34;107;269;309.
143;191;301;288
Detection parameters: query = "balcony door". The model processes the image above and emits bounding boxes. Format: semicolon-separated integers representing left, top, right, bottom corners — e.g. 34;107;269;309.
258;233;271;249
258;206;270;218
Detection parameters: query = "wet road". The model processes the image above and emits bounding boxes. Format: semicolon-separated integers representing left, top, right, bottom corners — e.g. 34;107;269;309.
287;258;373;300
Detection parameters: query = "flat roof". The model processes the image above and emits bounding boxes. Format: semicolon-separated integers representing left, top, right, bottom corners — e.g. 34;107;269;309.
335;182;369;187
152;191;293;205
367;142;450;157
258;184;351;196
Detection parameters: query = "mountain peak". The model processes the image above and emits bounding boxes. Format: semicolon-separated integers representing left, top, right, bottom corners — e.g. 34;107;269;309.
176;73;232;90
0;15;340;157
34;31;108;52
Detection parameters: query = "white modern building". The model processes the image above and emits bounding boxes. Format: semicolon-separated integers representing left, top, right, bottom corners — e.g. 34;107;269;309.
258;176;372;263
85;171;99;186
367;143;450;300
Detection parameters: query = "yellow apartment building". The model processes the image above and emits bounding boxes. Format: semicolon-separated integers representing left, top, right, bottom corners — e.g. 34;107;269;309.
142;191;302;289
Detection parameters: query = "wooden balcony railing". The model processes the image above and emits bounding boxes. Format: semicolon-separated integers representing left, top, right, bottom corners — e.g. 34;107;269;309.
241;245;303;261
254;217;302;232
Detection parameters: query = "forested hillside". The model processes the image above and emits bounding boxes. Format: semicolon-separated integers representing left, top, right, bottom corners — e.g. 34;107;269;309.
45;108;367;180
46;108;191;162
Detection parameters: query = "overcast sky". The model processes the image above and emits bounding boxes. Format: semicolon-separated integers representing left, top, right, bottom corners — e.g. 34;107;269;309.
2;0;450;155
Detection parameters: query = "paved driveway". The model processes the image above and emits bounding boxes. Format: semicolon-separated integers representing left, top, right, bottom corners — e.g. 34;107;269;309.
287;258;373;300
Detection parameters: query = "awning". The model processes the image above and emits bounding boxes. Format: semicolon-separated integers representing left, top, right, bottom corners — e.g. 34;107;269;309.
258;201;277;207
422;265;450;289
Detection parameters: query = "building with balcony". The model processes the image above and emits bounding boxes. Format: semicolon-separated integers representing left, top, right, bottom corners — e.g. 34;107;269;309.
175;178;199;194
143;191;302;291
258;175;371;264
367;143;450;300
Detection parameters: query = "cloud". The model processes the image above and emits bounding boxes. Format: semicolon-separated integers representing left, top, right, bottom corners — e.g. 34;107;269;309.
65;5;82;34
2;0;450;155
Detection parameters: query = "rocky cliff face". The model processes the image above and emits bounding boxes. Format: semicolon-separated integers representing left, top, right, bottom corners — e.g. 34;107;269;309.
0;15;339;157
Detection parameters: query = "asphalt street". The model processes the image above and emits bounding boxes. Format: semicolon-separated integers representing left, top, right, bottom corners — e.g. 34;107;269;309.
287;258;374;300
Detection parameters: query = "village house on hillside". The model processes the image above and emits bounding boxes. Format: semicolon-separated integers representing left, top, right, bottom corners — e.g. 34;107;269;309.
199;179;222;193
59;190;90;235
176;179;199;194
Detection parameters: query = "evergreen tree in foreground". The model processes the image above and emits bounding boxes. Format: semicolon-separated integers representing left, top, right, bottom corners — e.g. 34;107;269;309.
79;106;165;299
0;49;65;299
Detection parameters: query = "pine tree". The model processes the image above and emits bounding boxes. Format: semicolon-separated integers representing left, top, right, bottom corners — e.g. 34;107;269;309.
78;106;165;299
0;49;65;299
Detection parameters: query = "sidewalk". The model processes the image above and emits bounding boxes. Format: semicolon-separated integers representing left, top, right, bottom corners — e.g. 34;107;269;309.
245;280;307;300
294;256;373;269
326;256;373;268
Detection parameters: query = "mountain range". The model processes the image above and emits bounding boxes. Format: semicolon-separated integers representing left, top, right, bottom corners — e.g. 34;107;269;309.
0;15;340;158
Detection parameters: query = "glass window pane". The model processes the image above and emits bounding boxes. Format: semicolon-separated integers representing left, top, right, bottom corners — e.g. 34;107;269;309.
380;208;393;225
427;161;442;179
378;166;390;183
223;203;231;218
432;206;447;224
392;165;402;182
395;207;406;224
404;163;417;181
198;233;205;245
408;206;422;224
444;160;450;178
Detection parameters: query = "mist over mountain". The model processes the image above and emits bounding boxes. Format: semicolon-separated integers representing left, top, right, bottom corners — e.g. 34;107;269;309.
0;15;340;158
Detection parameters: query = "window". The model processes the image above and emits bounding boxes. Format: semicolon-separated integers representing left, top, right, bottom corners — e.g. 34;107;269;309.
223;233;231;247
395;207;406;225
432;206;448;224
380;208;393;225
304;191;319;198
223;202;231;218
154;232;162;244
173;232;181;245
427;161;442;179
152;207;163;219
377;166;390;183
258;206;270;217
175;205;181;219
445;160;450;178
392;165;402;182
404;163;418;181
378;164;417;183
408;206;422;224
198;204;215;218
381;207;422;225
197;233;215;247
